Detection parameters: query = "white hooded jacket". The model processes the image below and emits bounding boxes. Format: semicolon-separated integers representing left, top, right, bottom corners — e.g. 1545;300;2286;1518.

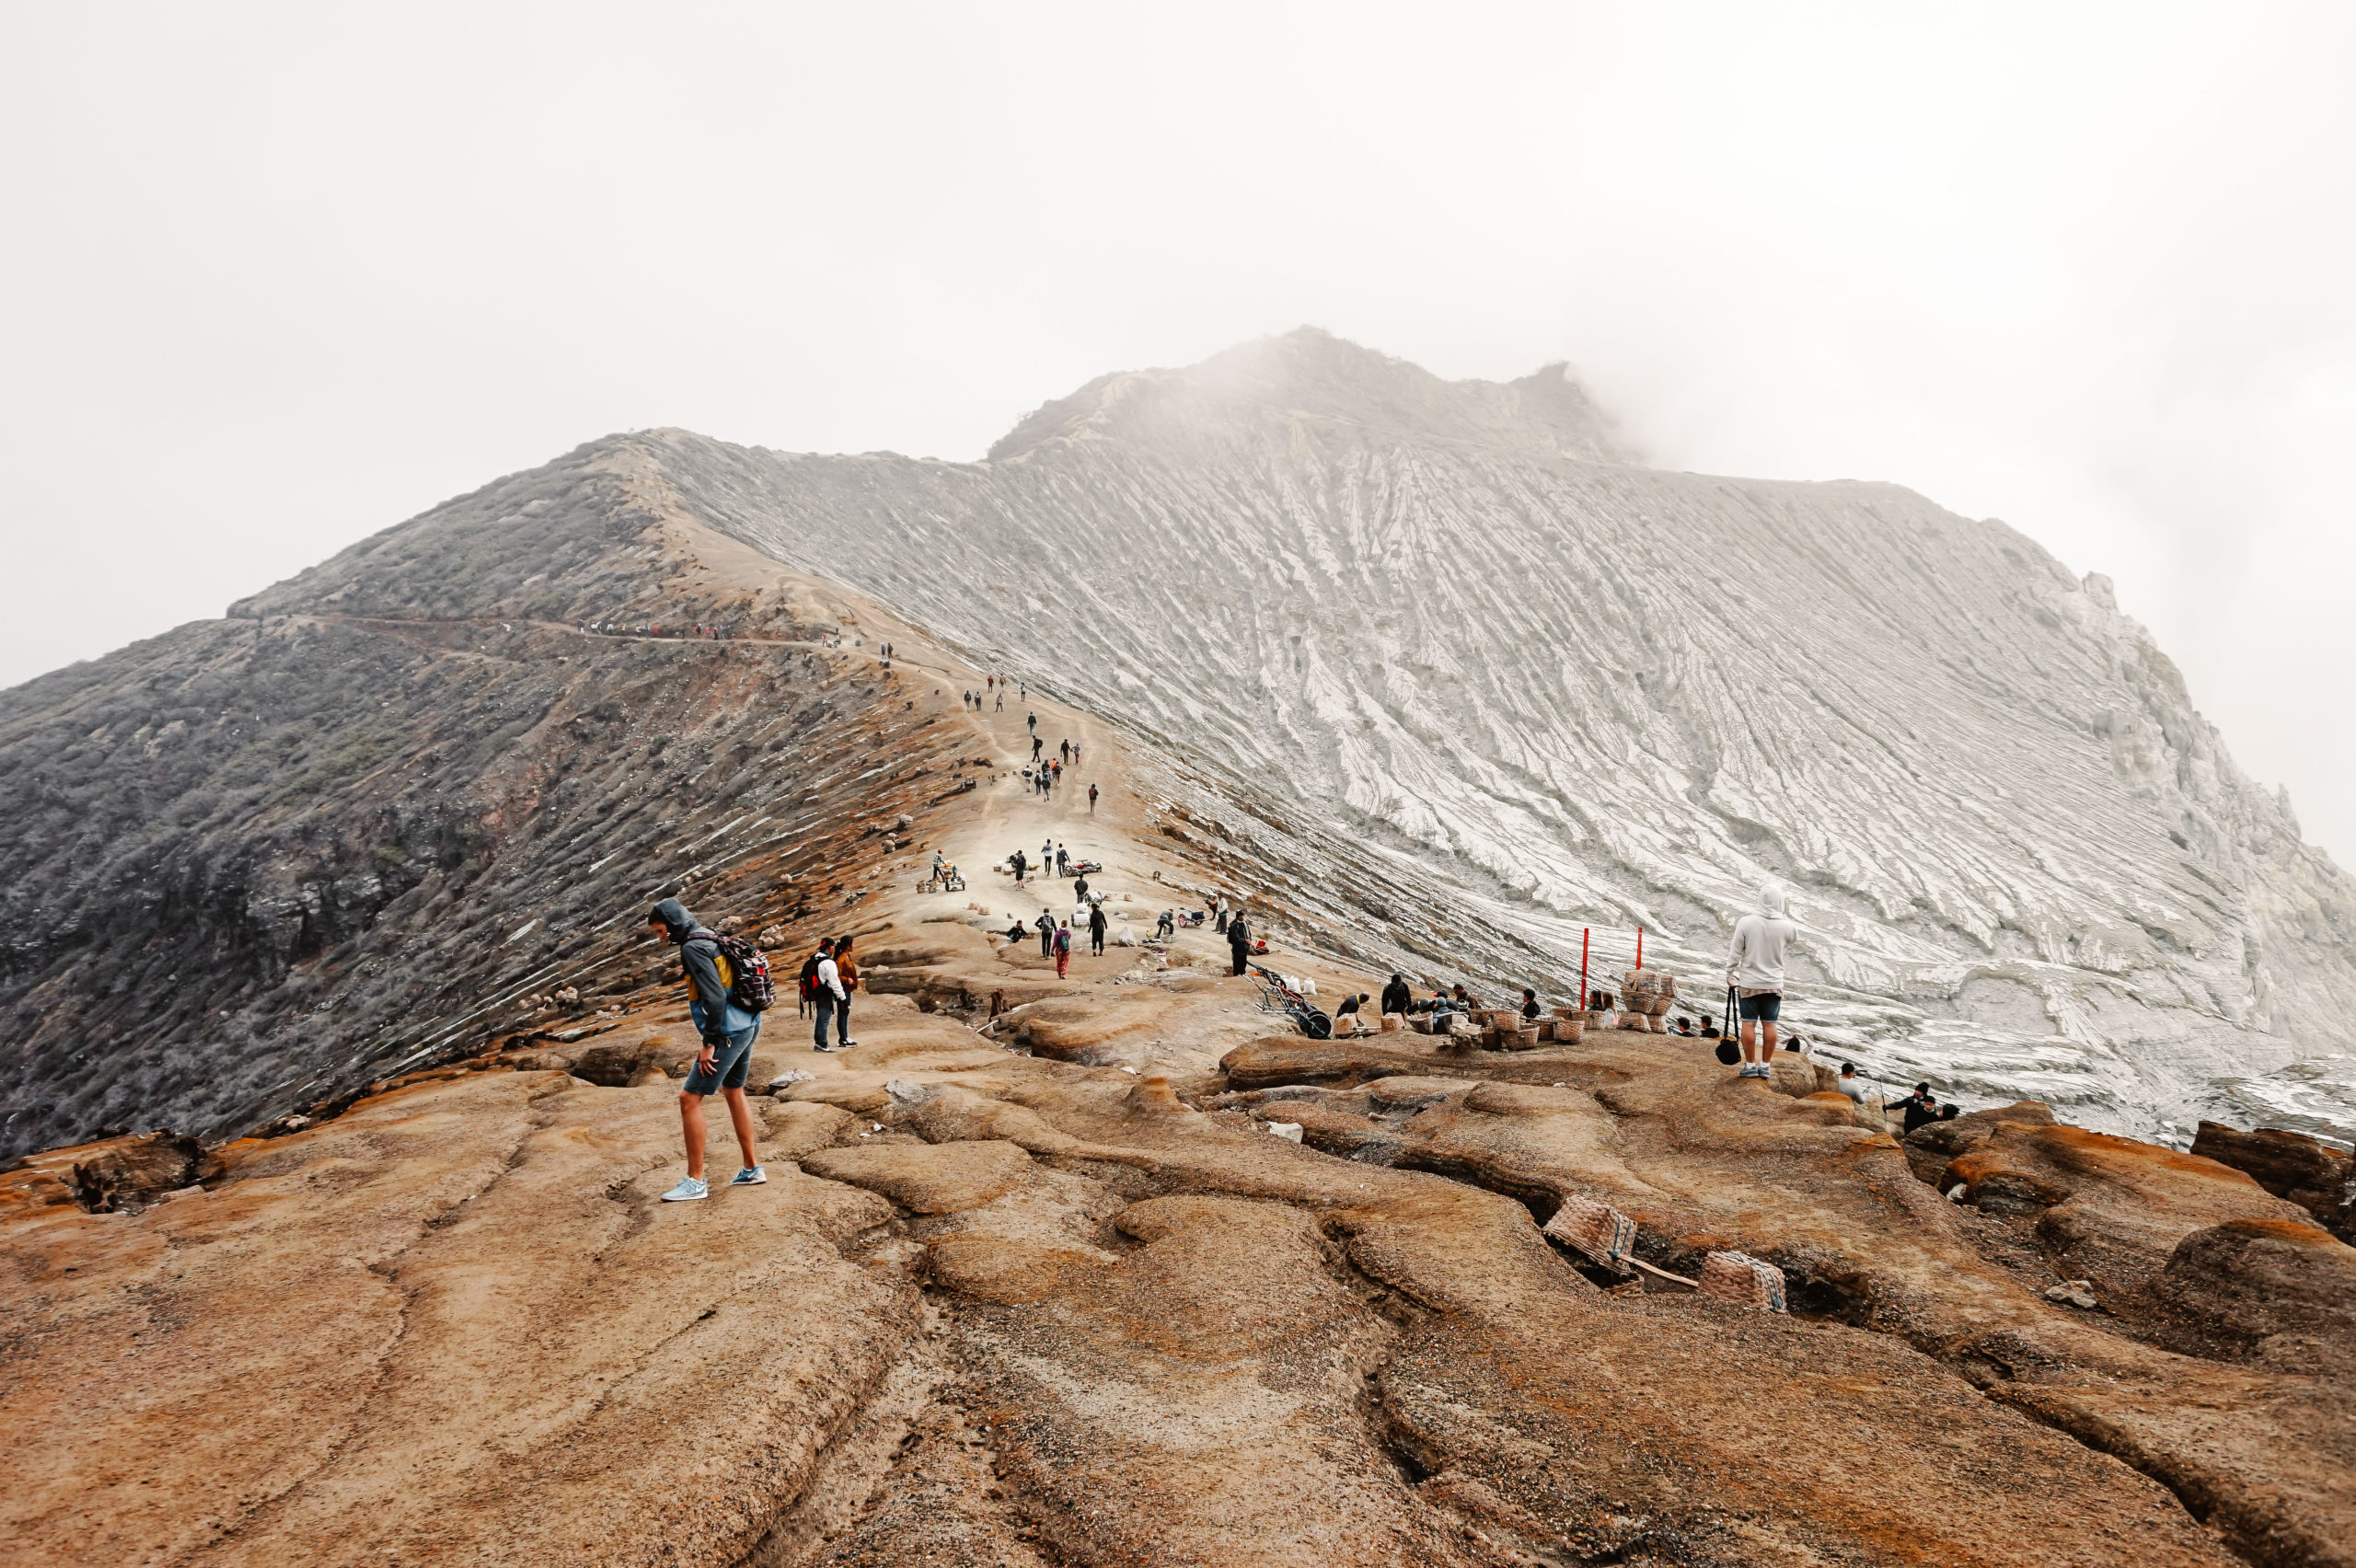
1726;882;1798;992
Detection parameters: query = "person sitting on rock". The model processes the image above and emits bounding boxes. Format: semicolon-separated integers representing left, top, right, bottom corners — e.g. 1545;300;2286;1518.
1897;1084;1942;1135
647;897;763;1203
1003;917;1028;943
1837;1063;1880;1110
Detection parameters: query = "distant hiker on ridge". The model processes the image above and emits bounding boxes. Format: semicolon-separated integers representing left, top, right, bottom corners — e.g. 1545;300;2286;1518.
647;897;764;1203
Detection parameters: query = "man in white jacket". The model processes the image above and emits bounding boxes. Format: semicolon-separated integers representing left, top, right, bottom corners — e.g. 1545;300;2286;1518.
1725;882;1798;1079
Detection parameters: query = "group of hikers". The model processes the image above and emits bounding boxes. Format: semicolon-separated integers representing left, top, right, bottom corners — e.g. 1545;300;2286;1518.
642;873;1956;1204
577;620;739;640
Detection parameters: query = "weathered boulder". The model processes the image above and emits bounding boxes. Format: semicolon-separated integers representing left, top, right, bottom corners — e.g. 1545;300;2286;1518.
2154;1217;2356;1360
2190;1120;2355;1242
5;1131;221;1213
1902;1100;2056;1184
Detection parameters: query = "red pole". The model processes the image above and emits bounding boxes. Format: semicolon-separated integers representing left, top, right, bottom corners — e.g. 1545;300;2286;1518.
1635;927;1643;970
1580;928;1589;1009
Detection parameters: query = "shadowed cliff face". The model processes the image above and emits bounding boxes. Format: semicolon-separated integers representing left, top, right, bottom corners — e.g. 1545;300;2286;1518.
0;444;974;1159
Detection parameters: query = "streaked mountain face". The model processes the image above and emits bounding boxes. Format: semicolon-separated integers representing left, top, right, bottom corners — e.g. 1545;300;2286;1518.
13;329;2353;1151
623;329;2350;1142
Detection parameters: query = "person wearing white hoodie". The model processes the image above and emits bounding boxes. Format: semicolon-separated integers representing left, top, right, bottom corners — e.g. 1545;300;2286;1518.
1725;882;1799;1079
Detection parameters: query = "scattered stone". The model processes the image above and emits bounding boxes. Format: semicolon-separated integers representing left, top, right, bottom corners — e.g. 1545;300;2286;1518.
1266;1122;1304;1143
2045;1280;2100;1310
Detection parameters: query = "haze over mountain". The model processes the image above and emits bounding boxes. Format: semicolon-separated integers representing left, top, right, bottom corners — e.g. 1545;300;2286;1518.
646;329;2356;1142
6;329;2352;1159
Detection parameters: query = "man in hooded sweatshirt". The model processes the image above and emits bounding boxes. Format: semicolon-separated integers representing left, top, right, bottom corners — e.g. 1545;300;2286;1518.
647;898;763;1202
1725;882;1799;1079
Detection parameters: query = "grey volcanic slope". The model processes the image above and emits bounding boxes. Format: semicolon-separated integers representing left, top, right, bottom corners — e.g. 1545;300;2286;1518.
0;442;976;1159
412;329;2340;1142
42;328;2356;1149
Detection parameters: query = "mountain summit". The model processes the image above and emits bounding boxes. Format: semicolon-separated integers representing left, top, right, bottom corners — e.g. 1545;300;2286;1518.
987;327;1630;463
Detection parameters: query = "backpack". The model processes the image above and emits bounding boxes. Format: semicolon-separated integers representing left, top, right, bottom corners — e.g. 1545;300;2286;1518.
798;953;822;1000
1054;928;1070;953
691;928;775;1013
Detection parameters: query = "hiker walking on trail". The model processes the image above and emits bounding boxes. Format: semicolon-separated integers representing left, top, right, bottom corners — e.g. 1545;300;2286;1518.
647;898;764;1202
1032;736;1044;762
1056;845;1070;877
1088;783;1098;813
1036;909;1056;958
1726;882;1798;1079
1027;711;1037;735
1011;847;1027;885
1059;738;1070;764
1088;902;1108;956
994;689;1002;711
1054;919;1073;977
1226;910;1252;976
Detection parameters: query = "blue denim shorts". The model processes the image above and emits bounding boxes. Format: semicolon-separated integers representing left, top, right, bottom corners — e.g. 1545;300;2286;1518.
1738;992;1783;1022
682;1018;759;1095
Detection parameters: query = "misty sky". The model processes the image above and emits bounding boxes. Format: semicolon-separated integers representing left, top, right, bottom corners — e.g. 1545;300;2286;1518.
5;4;2352;859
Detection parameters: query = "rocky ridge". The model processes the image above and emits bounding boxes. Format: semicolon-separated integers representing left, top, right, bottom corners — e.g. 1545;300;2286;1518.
5;651;2351;1566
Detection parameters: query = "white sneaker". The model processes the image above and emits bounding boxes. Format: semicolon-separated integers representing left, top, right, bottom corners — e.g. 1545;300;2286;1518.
661;1176;708;1202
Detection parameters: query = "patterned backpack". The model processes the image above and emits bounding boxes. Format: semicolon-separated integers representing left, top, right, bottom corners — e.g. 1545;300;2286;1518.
693;928;776;1014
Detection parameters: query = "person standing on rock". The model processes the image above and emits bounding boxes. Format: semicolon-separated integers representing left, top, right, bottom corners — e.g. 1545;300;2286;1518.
812;937;854;1053
1088;901;1108;956
1226;909;1252;976
831;935;860;1051
1726;882;1799;1080
647;898;763;1202
1054;919;1073;977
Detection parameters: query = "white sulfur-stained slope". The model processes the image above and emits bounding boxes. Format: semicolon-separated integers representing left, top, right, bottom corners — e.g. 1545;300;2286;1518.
302;329;2356;1141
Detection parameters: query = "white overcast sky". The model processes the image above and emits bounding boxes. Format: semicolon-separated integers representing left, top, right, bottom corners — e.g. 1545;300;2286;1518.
5;3;2352;859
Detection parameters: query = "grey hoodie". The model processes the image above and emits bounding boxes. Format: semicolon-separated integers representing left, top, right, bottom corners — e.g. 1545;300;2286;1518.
652;897;733;1046
1725;882;1798;992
